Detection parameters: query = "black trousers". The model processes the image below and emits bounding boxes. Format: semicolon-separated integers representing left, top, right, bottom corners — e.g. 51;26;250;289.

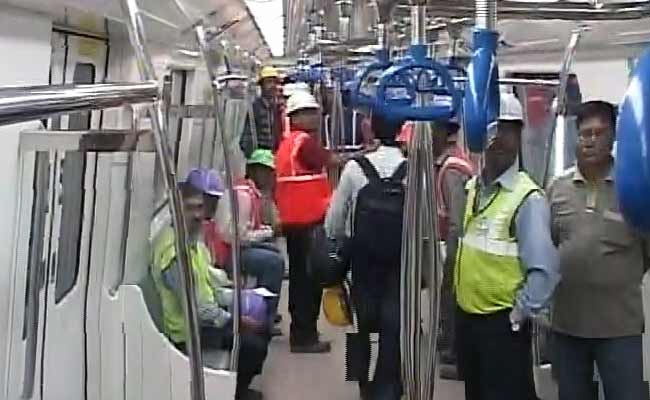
285;225;323;345
349;260;402;400
199;326;270;393
455;308;538;400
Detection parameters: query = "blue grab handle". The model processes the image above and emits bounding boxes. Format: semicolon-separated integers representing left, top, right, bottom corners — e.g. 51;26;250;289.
374;45;460;121
464;29;500;152
616;49;650;233
350;49;391;108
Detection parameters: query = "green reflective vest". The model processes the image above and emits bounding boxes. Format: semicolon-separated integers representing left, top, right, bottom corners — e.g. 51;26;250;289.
454;171;540;314
151;226;215;344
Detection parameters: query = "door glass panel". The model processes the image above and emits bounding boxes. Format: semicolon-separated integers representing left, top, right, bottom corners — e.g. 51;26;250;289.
54;62;94;303
68;63;96;130
22;152;51;398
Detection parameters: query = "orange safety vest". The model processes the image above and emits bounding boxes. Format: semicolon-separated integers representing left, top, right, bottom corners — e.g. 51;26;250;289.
436;151;475;240
275;129;332;225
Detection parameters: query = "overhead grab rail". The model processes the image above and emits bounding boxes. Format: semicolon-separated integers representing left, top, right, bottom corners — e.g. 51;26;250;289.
120;2;206;400
0;82;158;126
395;0;650;20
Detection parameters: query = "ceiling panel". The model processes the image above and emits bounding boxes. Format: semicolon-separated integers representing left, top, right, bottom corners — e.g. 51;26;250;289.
3;0;272;60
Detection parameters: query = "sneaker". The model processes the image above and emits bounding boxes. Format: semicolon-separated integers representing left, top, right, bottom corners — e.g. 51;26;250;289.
271;326;282;337
235;389;264;400
290;340;332;354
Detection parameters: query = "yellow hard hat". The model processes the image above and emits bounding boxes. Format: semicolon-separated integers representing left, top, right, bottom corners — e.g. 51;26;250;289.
259;66;279;81
322;285;352;327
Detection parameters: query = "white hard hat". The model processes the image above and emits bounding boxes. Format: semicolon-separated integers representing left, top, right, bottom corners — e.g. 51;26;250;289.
283;82;310;98
497;92;524;122
286;91;320;115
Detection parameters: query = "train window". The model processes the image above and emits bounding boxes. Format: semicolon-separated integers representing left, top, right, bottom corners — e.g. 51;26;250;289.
54;62;95;303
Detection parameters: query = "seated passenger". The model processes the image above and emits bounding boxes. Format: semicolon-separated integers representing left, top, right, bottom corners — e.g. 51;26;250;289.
214;153;285;336
151;180;269;400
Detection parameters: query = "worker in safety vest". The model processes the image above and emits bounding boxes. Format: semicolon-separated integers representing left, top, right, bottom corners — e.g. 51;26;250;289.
276;90;377;353
433;119;475;379
276;89;333;353
151;178;270;400
454;92;559;400
214;150;285;336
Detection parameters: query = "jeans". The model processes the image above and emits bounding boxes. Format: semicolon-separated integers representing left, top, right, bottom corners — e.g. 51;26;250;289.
285;225;323;345
240;242;284;323
554;332;648;400
455;309;538;400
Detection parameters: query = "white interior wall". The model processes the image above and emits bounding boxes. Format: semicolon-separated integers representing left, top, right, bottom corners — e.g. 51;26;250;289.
501;48;635;104
0;5;52;396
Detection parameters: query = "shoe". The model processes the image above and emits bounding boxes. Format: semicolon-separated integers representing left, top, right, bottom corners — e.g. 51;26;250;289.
290;340;331;354
439;364;461;381
271;326;282;337
235;389;264;400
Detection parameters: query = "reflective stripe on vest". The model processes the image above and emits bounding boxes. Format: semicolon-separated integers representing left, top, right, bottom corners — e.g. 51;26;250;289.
151;226;215;344
454;172;540;314
276;173;328;182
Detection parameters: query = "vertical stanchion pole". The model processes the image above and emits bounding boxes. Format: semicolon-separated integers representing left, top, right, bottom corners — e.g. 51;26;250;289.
119;1;206;400
192;24;244;373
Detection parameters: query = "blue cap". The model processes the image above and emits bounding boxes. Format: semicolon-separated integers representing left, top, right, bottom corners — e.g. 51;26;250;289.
185;168;224;197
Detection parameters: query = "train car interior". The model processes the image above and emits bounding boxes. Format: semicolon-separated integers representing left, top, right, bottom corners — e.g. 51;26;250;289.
0;0;649;400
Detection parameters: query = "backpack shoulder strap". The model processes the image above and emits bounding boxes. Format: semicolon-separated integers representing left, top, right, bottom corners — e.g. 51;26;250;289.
391;161;408;182
355;157;380;183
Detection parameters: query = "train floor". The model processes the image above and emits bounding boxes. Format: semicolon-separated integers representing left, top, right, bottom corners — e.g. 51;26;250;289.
253;281;561;400
254;280;463;400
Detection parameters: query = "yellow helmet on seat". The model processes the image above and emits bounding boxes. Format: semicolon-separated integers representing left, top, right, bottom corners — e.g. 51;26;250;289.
322;285;352;327
259;66;279;81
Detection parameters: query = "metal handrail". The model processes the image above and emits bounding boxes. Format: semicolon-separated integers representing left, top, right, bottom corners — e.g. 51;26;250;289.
0;82;158;126
395;0;650;21
120;1;206;400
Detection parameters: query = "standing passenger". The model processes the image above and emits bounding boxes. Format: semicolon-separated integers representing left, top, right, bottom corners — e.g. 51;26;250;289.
454;93;559;400
240;66;283;157
433;119;474;379
275;90;333;353
276;91;377;353
548;100;649;400
325;113;407;400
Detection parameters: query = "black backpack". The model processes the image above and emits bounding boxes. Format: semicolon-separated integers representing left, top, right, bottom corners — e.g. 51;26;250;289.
352;157;408;265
